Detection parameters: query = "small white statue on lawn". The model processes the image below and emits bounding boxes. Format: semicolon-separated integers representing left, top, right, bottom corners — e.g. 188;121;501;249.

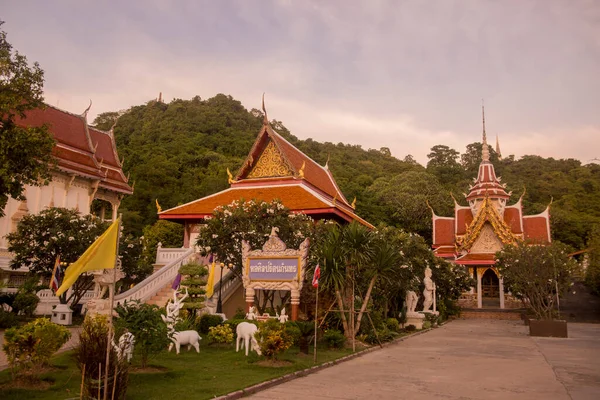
422;267;436;312
245;305;257;320
236;322;262;356
277;307;289;323
405;291;419;314
165;321;202;354
112;331;135;362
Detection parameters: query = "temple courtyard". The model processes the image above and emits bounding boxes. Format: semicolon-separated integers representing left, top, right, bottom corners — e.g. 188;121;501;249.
251;319;600;400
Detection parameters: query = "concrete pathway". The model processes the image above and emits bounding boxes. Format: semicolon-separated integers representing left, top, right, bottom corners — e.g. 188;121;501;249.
0;326;82;371
251;320;600;400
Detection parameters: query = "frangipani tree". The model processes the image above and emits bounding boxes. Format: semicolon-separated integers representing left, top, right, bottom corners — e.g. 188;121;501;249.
496;241;578;320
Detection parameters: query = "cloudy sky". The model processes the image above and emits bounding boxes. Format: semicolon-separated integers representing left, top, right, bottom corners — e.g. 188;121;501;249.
3;0;599;165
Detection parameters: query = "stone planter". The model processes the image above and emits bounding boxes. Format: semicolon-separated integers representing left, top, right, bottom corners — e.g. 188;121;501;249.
529;319;568;338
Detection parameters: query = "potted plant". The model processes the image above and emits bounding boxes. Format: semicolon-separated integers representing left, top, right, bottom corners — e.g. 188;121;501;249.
496;241;577;338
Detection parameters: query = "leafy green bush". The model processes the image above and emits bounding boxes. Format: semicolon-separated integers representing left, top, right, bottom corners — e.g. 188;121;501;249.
197;313;223;334
423;321;432;330
233;307;246;320
0;309;18;329
323;329;346;349
115;301;170;368
255;319;294;360
385;318;400;332
12;292;39;317
3;318;71;379
207;324;234;344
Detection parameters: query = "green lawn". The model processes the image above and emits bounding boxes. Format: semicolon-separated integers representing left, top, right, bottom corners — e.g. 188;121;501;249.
0;342;354;399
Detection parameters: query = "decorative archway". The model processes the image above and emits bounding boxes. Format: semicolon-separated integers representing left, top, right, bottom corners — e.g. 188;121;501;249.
475;266;505;309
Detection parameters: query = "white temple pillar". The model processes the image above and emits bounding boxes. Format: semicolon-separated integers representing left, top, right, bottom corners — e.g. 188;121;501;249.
477;268;483;309
499;277;505;309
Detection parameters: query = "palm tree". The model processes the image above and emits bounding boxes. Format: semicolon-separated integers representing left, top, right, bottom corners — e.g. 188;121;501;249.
353;234;402;335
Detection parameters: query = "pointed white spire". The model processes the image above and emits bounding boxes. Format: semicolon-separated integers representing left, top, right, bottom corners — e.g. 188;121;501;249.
481;100;489;162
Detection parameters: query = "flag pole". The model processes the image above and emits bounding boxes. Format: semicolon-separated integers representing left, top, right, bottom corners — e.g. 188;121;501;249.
313;285;318;363
103;214;122;400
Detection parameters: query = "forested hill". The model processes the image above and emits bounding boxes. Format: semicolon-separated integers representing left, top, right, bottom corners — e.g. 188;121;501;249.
94;94;600;250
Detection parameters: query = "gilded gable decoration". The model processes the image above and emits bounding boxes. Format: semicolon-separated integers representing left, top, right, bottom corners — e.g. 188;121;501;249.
456;196;518;252
247;140;294;179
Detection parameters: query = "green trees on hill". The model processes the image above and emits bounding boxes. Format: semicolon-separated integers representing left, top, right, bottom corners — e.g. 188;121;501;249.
95;94;600;253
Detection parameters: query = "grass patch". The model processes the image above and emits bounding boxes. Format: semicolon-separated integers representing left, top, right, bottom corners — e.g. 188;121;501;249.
0;341;353;399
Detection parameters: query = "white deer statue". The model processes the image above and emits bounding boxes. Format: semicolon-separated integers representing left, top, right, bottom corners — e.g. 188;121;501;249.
236;322;262;356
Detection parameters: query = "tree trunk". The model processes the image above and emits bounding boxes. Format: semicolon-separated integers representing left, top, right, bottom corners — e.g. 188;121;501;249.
354;275;377;336
335;289;350;338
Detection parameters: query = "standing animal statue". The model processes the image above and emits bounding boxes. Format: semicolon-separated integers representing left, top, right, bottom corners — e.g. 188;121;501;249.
236;322;262;356
92;264;125;299
112;331;135;362
161;314;202;354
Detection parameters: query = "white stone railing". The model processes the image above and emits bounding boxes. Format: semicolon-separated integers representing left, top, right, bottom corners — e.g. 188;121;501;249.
115;247;196;305
35;288;94;314
155;245;190;266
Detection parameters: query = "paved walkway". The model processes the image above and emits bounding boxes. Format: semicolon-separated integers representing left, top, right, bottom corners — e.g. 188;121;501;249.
251;320;600;400
0;326;82;371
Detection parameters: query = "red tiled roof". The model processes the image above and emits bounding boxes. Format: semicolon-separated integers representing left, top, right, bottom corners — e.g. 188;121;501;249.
433;217;455;246
237;124;351;207
523;209;551;243
160;181;373;228
455;253;496;265
455;208;473;235
15;105;132;195
504;206;523;234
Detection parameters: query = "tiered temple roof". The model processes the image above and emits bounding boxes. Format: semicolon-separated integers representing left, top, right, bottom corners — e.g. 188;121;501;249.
159;102;372;228
14;105;133;195
432;107;550;263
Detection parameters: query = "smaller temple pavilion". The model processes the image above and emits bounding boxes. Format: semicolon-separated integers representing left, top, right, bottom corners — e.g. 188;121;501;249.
159;103;373;247
431;109;551;309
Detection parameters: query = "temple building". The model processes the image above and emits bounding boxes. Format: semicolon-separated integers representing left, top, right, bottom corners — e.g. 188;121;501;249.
159;105;373;246
151;103;372;318
431;110;551;309
0;104;132;296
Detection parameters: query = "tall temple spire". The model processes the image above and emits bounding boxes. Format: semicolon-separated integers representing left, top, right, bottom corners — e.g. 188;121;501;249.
262;92;269;125
481;100;489;162
496;134;502;159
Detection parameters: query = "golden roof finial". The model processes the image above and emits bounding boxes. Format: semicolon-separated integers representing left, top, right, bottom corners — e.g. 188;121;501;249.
351;197;356;209
262;92;268;125
156;199;162;213
227;168;236;184
81;99;92;119
298;161;306;179
332;192;338;206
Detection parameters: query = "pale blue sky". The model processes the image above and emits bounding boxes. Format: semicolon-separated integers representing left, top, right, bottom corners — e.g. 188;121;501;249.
3;0;599;164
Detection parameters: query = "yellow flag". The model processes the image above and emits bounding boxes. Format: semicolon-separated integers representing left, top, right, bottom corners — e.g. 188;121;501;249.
205;260;216;298
55;219;119;297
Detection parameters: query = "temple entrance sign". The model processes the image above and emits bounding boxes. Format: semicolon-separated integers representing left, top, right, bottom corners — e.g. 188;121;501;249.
241;227;310;321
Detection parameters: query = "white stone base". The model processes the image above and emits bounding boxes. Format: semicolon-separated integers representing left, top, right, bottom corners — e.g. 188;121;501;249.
406;312;425;329
51;303;73;325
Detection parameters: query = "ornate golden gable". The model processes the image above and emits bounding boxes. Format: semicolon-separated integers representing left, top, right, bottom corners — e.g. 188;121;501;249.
247;140;294;179
456;196;518;252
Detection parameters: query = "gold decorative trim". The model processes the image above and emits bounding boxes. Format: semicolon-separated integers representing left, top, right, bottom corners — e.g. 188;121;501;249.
456;196;517;251
247;141;294;179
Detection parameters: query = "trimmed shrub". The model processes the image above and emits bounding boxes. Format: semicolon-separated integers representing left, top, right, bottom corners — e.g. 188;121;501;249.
255;319;294;360
207;324;234;344
3;318;71;380
293;321;315;354
12;292;39;317
385;318;400;332
197;314;223;334
323;329;345;349
405;324;416;332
